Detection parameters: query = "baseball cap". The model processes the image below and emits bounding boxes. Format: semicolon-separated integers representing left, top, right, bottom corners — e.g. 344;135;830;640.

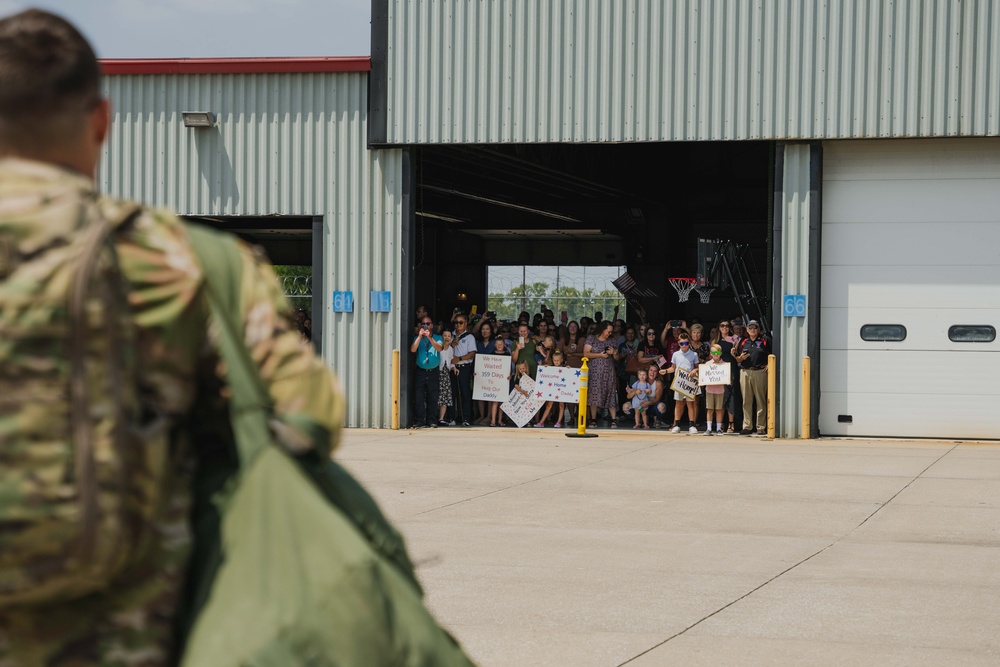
746;320;760;327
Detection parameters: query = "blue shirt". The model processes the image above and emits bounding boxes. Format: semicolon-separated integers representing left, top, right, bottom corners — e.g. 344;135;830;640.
413;334;443;370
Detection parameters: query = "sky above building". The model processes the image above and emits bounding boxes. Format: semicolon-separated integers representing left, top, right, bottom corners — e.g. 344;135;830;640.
0;0;371;58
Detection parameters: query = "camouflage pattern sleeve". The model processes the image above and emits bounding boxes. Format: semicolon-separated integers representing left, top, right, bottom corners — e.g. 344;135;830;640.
111;202;345;456
230;238;345;457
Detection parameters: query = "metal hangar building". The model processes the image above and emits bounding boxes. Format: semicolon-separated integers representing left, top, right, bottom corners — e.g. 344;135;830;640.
100;0;1000;438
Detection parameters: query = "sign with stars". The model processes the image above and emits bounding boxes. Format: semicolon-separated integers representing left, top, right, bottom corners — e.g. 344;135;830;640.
535;365;582;403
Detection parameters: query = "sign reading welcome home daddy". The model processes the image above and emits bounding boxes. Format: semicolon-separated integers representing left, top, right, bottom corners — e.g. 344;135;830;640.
697;362;731;386
669;367;698;400
534;365;581;403
501;375;546;428
473;354;511;401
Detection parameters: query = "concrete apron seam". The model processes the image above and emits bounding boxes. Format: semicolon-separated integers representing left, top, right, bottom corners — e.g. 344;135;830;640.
617;443;961;666
409;441;665;519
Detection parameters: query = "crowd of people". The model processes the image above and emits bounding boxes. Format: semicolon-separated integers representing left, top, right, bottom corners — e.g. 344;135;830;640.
411;303;772;435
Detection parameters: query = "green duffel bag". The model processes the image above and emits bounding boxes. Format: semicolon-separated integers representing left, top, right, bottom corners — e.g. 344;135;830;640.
182;225;474;667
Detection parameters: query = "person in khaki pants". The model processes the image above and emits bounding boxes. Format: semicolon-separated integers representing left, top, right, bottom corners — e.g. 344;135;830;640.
734;320;771;435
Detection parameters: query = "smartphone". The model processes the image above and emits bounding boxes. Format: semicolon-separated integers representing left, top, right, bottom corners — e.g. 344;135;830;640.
470;305;478;316
561;310;568;323
671;320;681;328
519;336;525;346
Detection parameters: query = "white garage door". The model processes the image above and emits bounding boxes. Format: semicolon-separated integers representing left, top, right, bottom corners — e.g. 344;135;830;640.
821;139;1000;439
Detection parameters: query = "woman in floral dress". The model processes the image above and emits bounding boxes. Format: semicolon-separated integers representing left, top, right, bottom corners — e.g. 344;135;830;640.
584;320;621;427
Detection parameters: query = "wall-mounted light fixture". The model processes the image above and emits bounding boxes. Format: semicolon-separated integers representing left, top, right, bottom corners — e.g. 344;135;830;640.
456;292;468;302
182;111;216;128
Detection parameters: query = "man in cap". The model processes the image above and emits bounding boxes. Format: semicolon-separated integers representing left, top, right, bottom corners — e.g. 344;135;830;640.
733;320;771;435
0;8;345;663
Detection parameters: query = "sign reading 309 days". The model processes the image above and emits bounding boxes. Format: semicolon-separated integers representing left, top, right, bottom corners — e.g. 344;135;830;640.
472;354;511;401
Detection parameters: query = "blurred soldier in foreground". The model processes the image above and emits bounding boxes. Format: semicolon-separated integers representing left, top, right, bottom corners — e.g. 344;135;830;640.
0;8;349;664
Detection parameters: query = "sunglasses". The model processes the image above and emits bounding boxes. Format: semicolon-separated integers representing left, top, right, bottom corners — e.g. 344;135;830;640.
719;323;731;327
421;323;433;328
711;351;722;356
679;342;690;346
456;320;467;325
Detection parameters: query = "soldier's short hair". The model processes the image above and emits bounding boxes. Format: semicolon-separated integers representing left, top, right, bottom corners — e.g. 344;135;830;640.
0;9;101;149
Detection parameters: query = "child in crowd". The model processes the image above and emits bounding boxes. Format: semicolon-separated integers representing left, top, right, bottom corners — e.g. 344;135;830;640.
666;332;700;433
489;336;512;427
437;330;455;426
535;350;569;428
702;344;727;435
626;368;652;429
512;360;532;398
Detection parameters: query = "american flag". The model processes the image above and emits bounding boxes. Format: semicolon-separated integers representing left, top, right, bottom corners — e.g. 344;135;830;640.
612;272;657;298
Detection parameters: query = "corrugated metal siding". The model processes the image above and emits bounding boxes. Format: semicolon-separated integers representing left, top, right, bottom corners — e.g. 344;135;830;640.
100;72;403;428
383;0;1000;144
777;144;811;439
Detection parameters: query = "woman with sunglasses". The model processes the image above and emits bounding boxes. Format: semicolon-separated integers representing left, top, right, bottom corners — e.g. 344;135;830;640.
636;326;662;365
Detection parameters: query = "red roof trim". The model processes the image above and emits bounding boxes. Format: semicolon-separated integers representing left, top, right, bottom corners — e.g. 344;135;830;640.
100;57;370;75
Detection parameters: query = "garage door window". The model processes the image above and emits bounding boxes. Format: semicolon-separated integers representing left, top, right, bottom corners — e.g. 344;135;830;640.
860;324;907;342
948;325;996;343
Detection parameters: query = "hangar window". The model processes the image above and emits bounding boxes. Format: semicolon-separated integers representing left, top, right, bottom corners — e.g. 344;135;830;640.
488;265;626;322
948;325;996;343
860;324;907;342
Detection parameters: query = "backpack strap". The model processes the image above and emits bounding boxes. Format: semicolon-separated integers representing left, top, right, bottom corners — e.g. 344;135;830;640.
68;201;142;562
185;223;273;468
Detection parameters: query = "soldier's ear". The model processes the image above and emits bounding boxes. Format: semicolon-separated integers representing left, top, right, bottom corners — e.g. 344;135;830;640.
89;98;110;146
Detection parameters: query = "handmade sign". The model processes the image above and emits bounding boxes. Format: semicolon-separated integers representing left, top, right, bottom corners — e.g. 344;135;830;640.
534;365;582;403
669;367;698;400
698;362;732;386
501;375;546;428
472;354;511;401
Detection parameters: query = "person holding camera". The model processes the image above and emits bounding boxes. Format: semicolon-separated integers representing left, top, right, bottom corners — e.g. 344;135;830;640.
734;319;770;436
410;315;444;428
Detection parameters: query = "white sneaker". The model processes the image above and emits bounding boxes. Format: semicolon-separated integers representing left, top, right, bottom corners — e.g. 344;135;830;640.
700;429;713;435
669;425;681;433
688;426;698;433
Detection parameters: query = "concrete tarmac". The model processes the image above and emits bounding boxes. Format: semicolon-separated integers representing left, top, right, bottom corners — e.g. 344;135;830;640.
338;427;1000;666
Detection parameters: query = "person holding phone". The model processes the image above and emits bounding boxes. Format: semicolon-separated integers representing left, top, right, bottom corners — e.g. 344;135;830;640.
410;315;444;428
511;322;538;380
584;321;621;428
660;319;687;360
734;320;771;436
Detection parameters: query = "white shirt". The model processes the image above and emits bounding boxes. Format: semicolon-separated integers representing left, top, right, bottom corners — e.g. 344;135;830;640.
439;346;455;370
453;331;477;365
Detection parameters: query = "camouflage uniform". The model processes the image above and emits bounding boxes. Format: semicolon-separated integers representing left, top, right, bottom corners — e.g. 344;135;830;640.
0;157;345;666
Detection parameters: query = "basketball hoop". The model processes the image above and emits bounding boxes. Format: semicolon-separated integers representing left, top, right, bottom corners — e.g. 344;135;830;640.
668;277;697;302
693;285;715;304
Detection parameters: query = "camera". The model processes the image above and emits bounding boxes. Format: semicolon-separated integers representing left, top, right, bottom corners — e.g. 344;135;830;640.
671;320;681;328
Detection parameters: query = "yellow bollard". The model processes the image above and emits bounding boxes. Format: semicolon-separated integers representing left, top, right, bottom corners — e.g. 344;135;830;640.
766;354;776;439
567;358;597;438
391;349;400;430
802;356;811;439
